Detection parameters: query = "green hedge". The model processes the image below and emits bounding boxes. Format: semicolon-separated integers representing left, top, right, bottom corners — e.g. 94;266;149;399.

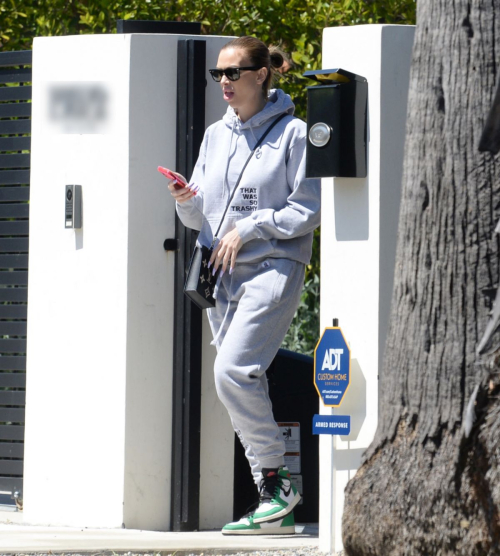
1;0;416;121
0;0;416;355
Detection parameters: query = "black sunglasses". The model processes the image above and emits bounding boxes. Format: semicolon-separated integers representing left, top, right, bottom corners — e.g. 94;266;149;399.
208;66;262;82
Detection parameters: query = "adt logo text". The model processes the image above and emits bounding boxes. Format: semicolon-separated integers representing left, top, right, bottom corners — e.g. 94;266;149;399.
321;348;344;371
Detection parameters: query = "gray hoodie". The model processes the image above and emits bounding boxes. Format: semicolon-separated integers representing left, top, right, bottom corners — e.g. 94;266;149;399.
176;89;321;265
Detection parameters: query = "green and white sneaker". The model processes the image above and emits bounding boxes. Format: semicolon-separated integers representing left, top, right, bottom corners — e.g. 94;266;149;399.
252;466;301;524
222;511;295;535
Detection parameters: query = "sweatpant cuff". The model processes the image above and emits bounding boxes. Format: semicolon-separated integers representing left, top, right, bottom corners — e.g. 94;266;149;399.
260;456;285;470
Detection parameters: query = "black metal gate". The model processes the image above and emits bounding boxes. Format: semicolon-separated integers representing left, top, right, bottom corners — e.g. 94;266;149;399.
0;49;32;508
170;38;206;532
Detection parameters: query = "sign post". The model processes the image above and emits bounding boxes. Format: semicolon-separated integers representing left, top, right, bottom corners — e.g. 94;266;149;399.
313;323;351;556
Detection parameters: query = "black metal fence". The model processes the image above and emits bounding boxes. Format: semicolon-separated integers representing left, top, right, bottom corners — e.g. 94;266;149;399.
0;49;32;508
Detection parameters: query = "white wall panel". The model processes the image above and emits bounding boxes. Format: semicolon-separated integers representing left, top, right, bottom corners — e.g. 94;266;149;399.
319;24;415;553
24;32;234;531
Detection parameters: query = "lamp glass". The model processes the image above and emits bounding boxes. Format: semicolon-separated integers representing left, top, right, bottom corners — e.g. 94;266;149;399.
309;122;331;148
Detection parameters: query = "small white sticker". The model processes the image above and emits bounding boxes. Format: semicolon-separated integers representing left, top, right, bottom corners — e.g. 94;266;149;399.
290;474;303;505
278;422;301;474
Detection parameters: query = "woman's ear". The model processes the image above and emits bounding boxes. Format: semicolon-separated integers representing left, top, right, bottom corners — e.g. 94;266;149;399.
256;67;268;85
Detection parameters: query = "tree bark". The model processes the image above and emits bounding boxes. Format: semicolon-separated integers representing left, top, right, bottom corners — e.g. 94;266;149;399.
343;2;500;555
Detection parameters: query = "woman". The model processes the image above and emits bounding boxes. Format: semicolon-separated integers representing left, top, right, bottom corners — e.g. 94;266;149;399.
167;36;321;535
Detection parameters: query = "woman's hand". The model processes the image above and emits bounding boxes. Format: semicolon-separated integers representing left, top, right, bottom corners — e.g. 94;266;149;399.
165;171;197;204
210;227;243;276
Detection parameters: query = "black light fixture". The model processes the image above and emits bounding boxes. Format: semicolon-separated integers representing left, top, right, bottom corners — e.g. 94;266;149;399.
303;68;368;179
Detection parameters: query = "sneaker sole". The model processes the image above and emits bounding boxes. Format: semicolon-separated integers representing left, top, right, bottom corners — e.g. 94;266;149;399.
252;492;301;524
221;525;295;535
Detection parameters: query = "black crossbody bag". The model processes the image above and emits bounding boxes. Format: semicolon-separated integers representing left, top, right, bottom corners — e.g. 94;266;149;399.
184;113;287;309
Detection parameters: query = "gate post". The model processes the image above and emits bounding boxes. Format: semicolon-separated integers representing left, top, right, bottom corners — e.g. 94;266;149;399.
318;24;415;553
23;32;233;531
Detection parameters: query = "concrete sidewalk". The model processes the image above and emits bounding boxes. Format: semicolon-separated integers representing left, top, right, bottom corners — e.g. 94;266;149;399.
0;511;319;554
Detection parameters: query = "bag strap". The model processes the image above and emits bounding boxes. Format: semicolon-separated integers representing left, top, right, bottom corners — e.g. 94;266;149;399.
211;113;288;247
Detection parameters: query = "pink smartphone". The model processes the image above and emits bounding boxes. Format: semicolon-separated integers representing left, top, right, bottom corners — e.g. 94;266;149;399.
157;166;188;187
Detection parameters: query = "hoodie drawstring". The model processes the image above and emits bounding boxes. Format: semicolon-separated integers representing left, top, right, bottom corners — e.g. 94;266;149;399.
248;122;262;159
223;119;236;198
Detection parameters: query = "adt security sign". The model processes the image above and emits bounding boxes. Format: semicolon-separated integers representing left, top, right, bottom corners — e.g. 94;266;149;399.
314;327;351;407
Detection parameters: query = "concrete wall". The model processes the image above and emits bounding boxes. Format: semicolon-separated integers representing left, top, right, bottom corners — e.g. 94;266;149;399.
319;24;415;553
24;32;233;531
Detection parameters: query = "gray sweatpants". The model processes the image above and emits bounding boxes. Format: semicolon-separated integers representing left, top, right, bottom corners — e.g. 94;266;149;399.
208;257;305;485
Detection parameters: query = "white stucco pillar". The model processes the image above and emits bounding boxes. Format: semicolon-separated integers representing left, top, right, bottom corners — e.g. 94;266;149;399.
319;24;415;553
23;32;233;531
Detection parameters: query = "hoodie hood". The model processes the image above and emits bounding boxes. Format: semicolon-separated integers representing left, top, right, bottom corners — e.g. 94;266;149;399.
222;89;295;131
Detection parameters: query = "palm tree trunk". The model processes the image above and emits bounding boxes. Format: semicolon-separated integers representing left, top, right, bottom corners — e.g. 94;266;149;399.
343;2;500;554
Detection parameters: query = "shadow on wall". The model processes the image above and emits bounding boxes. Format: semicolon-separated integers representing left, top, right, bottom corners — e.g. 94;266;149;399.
334;178;369;241
337;358;366;442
